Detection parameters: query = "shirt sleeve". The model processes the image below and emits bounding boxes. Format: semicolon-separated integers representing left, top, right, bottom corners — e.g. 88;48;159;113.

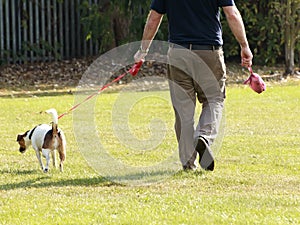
150;0;167;14
218;0;235;7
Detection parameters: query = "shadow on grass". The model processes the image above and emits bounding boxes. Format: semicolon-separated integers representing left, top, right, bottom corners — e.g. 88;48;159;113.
0;175;114;191
173;169;204;177
0;168;205;190
0;168;115;190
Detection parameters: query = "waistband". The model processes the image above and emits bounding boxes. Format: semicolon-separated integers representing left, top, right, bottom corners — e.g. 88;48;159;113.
169;43;222;51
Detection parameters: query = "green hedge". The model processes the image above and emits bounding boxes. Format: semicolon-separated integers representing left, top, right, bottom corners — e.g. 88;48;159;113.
222;0;285;65
82;0;295;66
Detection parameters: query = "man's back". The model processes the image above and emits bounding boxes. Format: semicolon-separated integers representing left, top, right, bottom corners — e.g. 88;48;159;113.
151;0;234;45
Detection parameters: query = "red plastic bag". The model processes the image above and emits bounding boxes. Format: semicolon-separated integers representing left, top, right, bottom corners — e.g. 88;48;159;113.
244;67;266;94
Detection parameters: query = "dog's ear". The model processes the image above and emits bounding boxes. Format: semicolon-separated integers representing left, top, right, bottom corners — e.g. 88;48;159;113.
17;134;23;142
17;130;29;141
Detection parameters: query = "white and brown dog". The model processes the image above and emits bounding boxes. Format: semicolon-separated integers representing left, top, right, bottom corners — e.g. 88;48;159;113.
17;109;66;173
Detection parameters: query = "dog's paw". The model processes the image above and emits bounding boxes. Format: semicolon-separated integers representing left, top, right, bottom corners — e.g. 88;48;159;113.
59;164;64;172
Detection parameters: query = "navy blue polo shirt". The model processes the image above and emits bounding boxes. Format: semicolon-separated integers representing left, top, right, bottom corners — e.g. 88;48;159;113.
151;0;235;46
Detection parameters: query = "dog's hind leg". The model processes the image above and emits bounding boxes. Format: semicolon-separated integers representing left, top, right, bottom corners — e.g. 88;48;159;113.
58;146;66;172
42;148;51;173
51;150;58;169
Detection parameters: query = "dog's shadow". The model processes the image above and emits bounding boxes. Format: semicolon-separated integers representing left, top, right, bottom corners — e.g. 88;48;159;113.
0;169;114;191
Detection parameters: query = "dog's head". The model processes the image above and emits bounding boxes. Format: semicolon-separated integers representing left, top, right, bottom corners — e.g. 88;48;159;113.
16;131;29;153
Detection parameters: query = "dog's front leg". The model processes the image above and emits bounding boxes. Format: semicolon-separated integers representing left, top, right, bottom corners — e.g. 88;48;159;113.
42;148;51;173
35;149;44;171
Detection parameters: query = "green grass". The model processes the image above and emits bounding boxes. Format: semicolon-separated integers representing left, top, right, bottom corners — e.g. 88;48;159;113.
0;81;299;224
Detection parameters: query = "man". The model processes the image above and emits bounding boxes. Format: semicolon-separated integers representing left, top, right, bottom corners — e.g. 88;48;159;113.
134;0;253;171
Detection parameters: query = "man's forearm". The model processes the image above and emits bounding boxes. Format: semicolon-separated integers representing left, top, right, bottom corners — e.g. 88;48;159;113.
141;10;164;51
223;6;249;48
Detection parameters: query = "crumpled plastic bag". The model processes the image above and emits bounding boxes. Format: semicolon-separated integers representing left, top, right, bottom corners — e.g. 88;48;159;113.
244;67;266;94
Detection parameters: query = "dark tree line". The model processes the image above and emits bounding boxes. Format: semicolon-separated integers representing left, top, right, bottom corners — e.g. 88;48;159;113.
81;0;299;75
1;0;298;75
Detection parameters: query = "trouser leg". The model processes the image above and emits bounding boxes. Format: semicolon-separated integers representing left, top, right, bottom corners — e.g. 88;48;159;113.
194;100;224;146
167;47;226;169
192;49;226;146
168;65;198;169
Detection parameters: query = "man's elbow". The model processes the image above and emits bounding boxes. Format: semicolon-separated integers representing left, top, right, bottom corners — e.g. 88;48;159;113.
147;10;163;27
224;6;241;22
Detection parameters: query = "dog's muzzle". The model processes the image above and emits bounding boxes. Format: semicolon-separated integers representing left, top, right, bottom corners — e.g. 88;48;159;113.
19;147;26;153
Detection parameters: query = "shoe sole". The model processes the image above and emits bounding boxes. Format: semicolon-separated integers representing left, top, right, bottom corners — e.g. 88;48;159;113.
196;138;215;171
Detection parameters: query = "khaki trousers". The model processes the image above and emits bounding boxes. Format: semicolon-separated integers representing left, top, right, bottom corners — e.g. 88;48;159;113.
167;47;226;169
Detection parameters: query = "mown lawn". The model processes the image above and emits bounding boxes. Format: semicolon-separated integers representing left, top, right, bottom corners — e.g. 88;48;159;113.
0;80;299;225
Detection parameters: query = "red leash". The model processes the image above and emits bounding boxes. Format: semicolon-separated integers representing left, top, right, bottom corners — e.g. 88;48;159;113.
58;60;144;119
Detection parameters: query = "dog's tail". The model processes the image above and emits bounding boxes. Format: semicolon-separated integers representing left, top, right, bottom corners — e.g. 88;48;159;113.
46;108;58;133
